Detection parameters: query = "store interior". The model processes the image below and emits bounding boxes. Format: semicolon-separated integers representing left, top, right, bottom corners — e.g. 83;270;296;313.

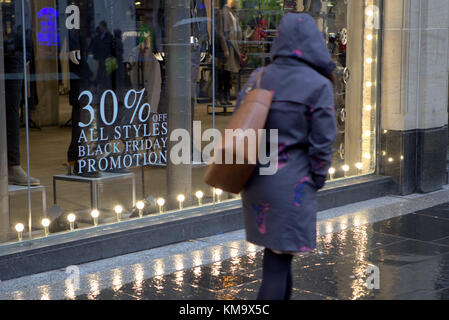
0;0;380;243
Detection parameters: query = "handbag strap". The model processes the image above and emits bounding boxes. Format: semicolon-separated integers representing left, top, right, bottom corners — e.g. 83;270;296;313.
255;67;264;89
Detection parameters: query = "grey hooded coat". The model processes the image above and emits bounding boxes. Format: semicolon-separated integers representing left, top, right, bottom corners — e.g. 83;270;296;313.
237;13;337;253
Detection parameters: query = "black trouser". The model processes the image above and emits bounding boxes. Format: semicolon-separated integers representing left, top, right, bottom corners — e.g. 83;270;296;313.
5;56;24;167
217;67;231;98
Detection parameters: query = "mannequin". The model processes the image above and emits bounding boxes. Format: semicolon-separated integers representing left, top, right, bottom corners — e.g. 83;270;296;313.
66;13;101;177
128;28;161;115
215;0;242;105
3;21;40;186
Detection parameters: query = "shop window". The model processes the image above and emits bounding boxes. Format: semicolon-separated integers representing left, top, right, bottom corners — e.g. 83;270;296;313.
0;0;381;246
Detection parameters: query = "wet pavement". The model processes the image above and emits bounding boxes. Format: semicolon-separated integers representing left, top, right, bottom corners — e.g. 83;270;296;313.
76;203;449;300
2;197;449;300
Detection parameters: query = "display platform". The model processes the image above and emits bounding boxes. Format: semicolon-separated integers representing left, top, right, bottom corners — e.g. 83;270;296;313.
53;172;136;210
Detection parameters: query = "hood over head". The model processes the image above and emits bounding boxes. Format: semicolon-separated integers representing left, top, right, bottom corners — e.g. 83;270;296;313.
270;13;336;76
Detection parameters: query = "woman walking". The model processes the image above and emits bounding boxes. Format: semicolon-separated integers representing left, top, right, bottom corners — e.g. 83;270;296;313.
236;13;337;300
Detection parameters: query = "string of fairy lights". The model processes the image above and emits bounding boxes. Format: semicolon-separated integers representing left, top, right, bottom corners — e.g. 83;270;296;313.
14;188;226;242
327;0;380;181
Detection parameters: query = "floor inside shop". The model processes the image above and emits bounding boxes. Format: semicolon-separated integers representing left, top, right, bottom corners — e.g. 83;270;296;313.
8;95;235;241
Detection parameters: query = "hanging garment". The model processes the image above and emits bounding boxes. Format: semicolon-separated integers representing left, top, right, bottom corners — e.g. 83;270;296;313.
128;44;161;114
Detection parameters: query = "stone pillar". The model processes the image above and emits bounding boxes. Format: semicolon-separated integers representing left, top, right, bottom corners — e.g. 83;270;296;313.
381;0;449;194
166;0;192;208
0;4;11;242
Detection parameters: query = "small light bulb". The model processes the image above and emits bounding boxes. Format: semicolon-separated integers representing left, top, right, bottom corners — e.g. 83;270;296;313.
342;165;350;172
15;223;24;241
366;81;373;88
157;198;165;207
177;194;185;210
356;162;363;170
365;105;372;111
388;158;394;163
367;34;373;41
15;223;24;233
364;153;371;160
91;209;100;226
67;213;76;231
136;201;145;218
91;210;100;219
329;167;336;175
215;189;223;203
114;205;123;222
366;57;373;64
157;198;165;213
136;201;145;210
364;131;372;137
196;191;204;206
42;218;51;228
42;218;51;236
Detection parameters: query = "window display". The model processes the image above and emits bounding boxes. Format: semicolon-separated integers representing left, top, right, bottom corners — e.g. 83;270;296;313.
0;0;381;246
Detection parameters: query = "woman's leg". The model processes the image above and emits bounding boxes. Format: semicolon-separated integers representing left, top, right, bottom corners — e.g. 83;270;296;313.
257;248;294;300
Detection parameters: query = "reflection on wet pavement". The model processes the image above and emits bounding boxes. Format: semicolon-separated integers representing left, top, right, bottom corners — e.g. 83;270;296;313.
3;203;449;300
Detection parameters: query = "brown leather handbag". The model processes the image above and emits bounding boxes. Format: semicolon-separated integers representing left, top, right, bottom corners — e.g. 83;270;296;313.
204;68;274;194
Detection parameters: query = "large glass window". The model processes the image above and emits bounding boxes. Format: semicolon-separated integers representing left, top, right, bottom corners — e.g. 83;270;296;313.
0;0;381;246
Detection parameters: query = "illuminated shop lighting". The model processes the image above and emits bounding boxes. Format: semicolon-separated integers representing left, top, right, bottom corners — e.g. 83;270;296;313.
366;34;373;41
364;153;371;160
366;58;373;64
136;201;145;218
42;218;51;236
365;81;373;88
342;165;350;177
195;191;204;206
15;223;24;241
157;198;165;213
114;205;123;222
388;158;394;163
355;162;363;170
364;131;372;138
329;167;336;180
215;188;223;203
67;213;76;231
177;194;185;210
91;210;100;226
